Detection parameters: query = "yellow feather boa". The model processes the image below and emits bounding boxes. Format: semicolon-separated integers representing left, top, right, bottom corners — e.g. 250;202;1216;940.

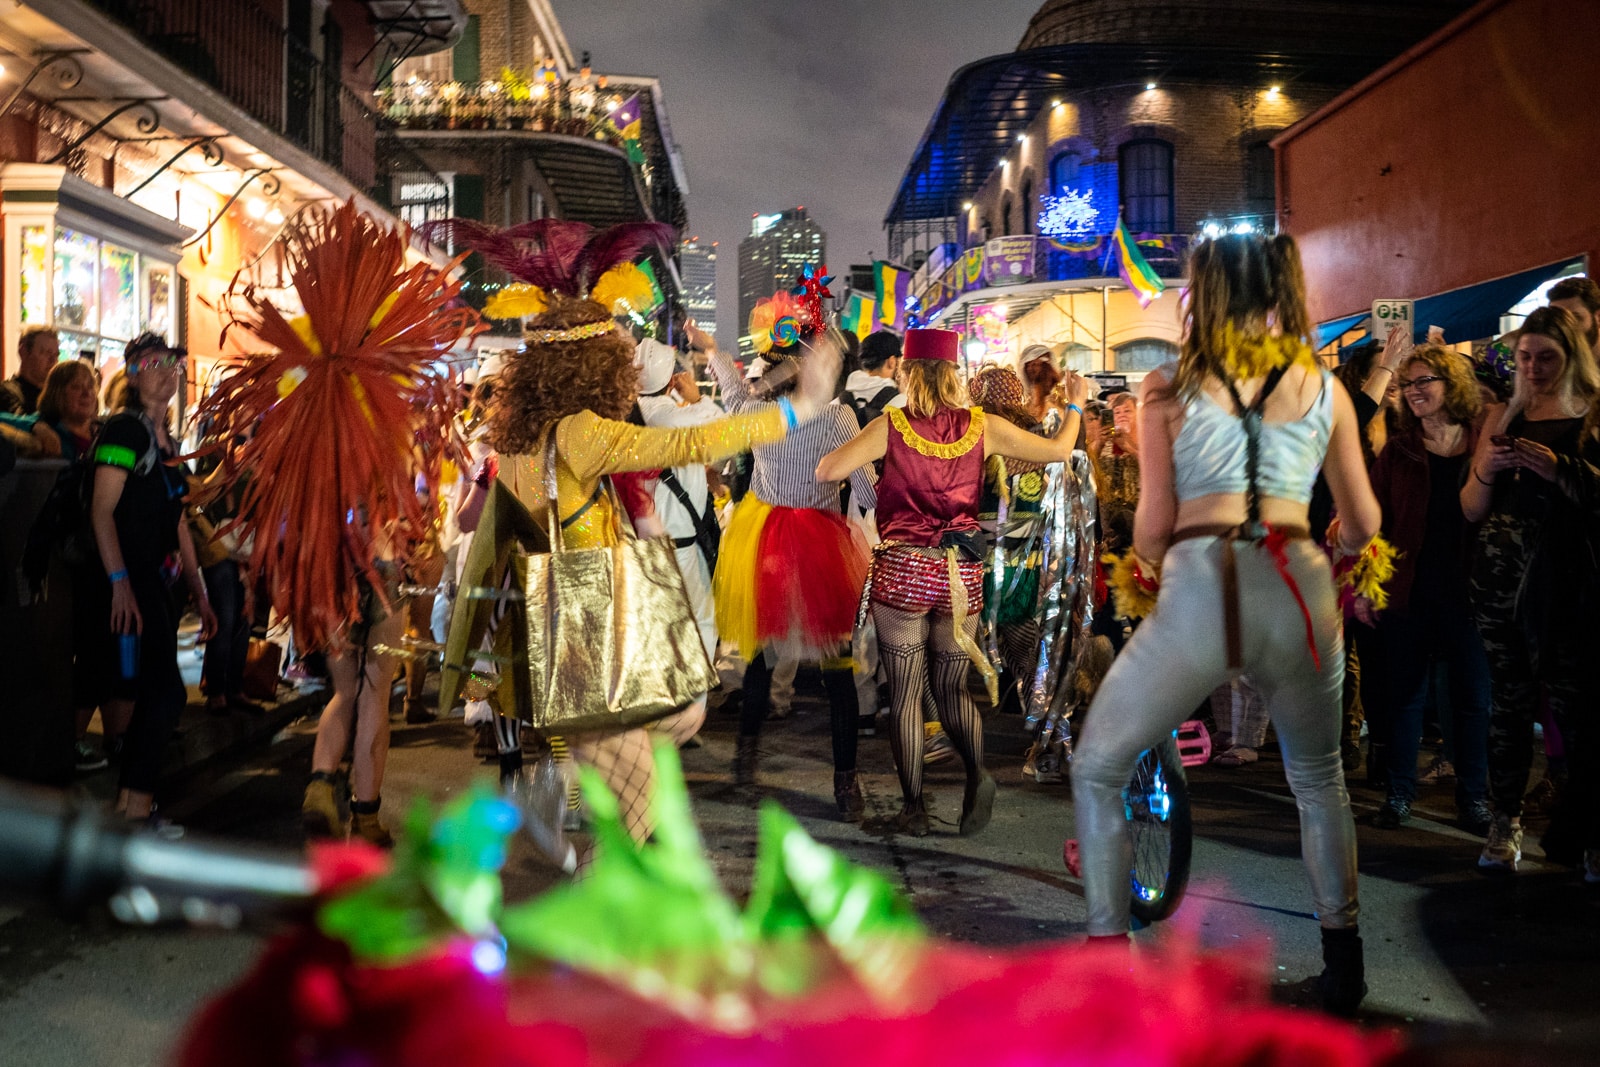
1104;550;1161;620
1216;324;1317;380
1335;534;1399;612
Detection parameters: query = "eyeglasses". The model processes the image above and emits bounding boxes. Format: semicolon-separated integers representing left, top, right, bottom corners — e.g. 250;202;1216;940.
131;352;186;371
1399;375;1444;392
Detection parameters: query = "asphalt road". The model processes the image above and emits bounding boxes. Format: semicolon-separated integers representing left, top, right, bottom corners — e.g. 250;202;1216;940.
2;677;1597;1066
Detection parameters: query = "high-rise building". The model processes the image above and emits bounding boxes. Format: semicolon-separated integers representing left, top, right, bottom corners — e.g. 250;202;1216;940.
680;237;718;330
737;207;826;355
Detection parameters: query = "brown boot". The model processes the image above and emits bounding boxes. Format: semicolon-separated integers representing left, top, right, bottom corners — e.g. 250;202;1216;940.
834;770;865;822
733;735;759;786
302;773;344;839
350;800;394;849
893;800;930;837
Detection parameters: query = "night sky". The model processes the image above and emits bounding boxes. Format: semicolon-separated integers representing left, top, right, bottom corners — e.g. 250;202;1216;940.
551;0;1044;349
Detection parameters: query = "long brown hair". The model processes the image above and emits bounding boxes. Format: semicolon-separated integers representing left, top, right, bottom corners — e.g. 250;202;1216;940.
901;359;969;418
36;359;98;424
489;298;636;455
1393;346;1481;433
1173;233;1311;399
1517;305;1599;411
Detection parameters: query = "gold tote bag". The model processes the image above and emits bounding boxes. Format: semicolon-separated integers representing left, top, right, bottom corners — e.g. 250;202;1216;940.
442;431;715;733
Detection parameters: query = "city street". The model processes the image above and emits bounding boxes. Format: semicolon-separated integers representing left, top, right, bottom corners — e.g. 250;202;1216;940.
2;676;1596;1067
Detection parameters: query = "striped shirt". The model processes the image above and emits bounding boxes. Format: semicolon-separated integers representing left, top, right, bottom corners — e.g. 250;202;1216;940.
710;351;876;512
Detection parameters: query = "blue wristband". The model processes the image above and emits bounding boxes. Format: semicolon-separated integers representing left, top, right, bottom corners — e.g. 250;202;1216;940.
777;396;799;431
108;569;128;583
1066;403;1083;415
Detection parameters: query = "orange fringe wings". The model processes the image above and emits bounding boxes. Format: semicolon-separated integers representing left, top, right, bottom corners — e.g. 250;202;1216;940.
195;200;483;651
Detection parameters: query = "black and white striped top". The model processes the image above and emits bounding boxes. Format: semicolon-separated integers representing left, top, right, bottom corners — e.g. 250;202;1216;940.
710;350;876;512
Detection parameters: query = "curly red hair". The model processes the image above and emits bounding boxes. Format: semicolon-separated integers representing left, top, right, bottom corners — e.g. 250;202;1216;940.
488;298;636;455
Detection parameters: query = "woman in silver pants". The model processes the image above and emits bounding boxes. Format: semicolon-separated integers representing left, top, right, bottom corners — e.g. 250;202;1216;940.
1071;232;1382;1017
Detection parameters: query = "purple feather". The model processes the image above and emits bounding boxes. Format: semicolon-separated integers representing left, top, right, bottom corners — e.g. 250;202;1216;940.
574;222;676;293
421;218;674;299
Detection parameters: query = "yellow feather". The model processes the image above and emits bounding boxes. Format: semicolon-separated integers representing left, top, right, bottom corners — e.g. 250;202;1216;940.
1337;534;1400;612
1104;550;1160;620
483;284;548;320
590;263;655;316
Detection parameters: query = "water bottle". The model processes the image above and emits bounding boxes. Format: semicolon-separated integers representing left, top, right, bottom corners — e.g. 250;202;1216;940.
118;633;140;681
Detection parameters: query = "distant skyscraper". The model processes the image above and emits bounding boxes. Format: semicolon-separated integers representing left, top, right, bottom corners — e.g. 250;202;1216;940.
737;207;826;356
680;237;717;330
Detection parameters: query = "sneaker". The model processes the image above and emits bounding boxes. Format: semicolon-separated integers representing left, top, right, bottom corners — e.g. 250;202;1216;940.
1372;797;1411;829
1478;815;1523;872
1022;739;1064;783
1584;850;1600;885
1522;775;1558;816
1417;756;1456;786
1458;799;1494;837
923;723;958;766
74;739;108;773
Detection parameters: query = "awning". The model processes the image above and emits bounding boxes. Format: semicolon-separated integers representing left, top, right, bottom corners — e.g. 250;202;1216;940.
1313;259;1580;348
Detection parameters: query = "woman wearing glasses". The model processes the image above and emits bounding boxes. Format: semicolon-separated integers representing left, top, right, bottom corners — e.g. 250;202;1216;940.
1367;345;1491;835
89;333;217;829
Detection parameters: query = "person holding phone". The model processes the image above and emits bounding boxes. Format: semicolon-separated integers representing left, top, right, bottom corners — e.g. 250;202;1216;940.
89;334;217;829
1461;306;1600;874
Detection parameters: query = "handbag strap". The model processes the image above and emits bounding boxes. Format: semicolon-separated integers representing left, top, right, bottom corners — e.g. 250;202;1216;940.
542;421;633;553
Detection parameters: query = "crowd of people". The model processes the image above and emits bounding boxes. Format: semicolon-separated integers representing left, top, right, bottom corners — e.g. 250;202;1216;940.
7;210;1599;1016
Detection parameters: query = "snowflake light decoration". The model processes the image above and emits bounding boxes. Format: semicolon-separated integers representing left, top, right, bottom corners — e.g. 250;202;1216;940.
1037;189;1101;238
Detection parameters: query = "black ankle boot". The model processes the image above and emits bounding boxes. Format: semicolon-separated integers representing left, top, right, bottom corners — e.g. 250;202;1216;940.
1317;926;1366;1017
733;735;759;786
834;770;864;822
499;749;524;787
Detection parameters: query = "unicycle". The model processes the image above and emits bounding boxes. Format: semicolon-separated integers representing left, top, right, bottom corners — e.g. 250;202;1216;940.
1125;733;1193;925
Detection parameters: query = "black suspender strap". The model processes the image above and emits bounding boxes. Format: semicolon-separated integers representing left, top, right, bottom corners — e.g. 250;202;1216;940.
1220;365;1289;540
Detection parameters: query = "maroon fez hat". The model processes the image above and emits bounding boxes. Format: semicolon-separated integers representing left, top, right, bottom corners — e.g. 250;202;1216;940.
903;328;959;363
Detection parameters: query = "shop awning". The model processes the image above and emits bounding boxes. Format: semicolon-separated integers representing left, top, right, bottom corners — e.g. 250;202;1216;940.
1314;258;1580;348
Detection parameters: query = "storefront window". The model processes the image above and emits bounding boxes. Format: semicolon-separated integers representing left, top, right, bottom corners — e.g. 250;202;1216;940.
20;225;49;326
54;227;99;332
100;242;138;342
145;265;172;337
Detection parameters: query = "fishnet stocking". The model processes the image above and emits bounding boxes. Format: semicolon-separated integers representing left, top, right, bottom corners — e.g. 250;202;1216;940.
876;604;986;804
997;619;1040;683
569;705;706;843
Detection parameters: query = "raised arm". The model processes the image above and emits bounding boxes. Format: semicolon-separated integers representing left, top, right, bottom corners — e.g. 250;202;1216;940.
817;414;888;482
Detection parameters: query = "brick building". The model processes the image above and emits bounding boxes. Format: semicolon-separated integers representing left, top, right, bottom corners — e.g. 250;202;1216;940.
883;0;1474;373
378;0;689;342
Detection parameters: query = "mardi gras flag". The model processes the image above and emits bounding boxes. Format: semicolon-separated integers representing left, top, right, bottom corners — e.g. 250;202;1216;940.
841;291;877;339
637;258;665;312
1112;216;1165;307
612;94;646;164
874;261;910;331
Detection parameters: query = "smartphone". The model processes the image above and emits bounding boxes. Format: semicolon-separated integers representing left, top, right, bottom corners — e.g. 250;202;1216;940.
1491;434;1516;447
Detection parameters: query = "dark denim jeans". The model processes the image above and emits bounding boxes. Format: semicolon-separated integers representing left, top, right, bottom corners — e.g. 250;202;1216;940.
1379;598;1491;804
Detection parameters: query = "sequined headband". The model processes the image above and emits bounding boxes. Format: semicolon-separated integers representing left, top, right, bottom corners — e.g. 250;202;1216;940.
523;319;615;344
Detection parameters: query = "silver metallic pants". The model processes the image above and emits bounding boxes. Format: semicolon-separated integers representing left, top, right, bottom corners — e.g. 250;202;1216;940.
1072;537;1359;935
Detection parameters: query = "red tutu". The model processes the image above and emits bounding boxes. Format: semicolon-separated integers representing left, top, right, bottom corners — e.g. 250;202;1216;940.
755;505;868;653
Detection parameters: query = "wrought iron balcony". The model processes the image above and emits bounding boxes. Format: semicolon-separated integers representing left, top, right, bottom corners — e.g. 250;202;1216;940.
375;73;633;150
83;0;379;189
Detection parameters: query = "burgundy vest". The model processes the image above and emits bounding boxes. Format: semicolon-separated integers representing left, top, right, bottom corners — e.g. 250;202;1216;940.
876;406;986;547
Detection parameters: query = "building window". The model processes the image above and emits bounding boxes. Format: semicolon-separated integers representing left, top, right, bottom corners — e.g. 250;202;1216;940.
1050;150;1081;195
1119;139;1173;233
1060;342;1095;373
1020;177;1033;235
1112;337;1178;372
981;216;993;243
453;14;480;82
1246;141;1275;221
1001;195;1013;236
394;173;451;230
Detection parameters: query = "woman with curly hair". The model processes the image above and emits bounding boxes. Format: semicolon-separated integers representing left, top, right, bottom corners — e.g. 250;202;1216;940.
819;330;1086;836
1069;234;1381;1015
1367;345;1490;834
442;221;843;841
1461;305;1600;875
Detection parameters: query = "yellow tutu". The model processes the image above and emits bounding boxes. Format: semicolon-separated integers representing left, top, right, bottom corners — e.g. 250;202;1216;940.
712;494;772;660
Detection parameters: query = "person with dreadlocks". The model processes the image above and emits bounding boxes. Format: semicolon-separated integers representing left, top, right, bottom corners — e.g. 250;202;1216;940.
194;201;482;847
1074;233;1385;1015
707;274;877;821
819;330;1086;836
434;219;842;842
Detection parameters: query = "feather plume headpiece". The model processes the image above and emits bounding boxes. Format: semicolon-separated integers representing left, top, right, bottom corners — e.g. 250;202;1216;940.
195;199;483;651
423;218;673;340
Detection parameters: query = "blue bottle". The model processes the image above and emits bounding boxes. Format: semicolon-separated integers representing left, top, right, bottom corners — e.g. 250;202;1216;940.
118;633;140;681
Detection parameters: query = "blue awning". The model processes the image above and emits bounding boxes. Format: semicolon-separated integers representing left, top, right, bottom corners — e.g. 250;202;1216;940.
1313;259;1580;349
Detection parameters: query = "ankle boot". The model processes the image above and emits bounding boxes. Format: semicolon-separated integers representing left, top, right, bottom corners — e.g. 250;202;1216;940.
1317;926;1366;1017
733;735;759;786
893;799;929;837
302;772;343;838
834;770;865;822
960;772;997;836
350;798;394;849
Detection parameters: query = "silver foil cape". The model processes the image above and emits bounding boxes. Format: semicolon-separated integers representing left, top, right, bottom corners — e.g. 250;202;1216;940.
1006;451;1098;753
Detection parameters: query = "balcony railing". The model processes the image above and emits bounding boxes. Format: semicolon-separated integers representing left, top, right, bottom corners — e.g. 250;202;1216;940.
85;0;377;188
375;73;632;150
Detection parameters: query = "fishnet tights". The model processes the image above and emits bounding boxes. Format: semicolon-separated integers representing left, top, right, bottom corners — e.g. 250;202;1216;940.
874;603;985;805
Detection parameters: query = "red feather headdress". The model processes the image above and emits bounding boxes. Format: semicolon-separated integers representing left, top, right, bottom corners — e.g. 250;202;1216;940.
195;200;483;652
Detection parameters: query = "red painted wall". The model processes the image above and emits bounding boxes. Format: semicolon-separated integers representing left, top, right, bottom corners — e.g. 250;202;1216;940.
1275;0;1600;323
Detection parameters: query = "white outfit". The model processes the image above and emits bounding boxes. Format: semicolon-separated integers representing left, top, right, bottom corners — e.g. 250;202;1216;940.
637;391;722;662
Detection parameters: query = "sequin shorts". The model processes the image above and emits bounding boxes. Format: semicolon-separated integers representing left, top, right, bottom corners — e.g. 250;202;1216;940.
869;545;984;616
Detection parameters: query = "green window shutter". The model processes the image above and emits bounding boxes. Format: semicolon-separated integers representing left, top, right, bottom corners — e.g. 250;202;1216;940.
452;174;484;220
452;15;480;82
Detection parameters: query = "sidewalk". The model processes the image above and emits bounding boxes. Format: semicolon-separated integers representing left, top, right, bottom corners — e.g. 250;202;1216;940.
79;625;328;799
